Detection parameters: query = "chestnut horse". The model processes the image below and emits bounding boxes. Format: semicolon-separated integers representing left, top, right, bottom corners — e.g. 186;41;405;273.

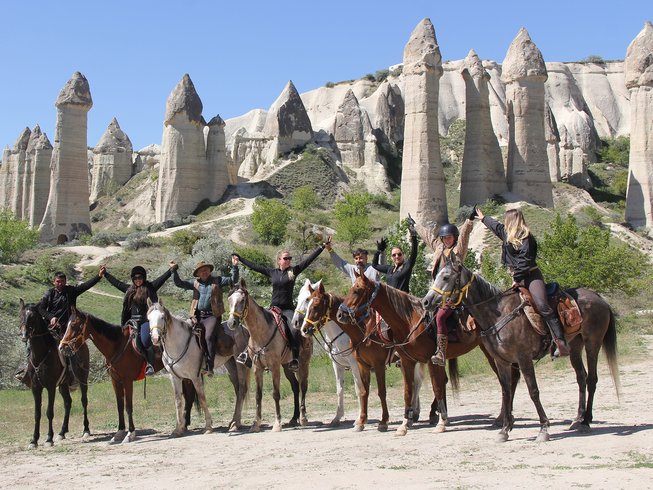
337;271;501;436
299;281;436;432
226;281;312;432
59;307;196;443
19;300;90;448
422;261;621;442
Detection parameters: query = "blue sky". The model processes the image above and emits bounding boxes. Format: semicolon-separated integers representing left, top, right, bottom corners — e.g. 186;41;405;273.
1;0;650;151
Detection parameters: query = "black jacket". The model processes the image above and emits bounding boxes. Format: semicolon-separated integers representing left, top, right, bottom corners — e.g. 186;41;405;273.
372;233;418;293
38;275;102;328
482;216;538;281
105;269;173;326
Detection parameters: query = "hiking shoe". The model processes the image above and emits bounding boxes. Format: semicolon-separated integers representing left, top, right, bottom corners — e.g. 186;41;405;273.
145;364;155;376
430;353;445;367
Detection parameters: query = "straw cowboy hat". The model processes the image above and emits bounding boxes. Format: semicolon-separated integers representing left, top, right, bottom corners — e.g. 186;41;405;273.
193;261;214;277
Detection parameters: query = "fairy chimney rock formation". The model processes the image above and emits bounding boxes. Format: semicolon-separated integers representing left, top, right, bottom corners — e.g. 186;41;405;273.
373;81;405;156
502;28;554;207
262;80;313;157
40;72;93;243
0;146;10;208
206;115;230;202
459;50;507;206
10;127;31;218
400;18;448;226
625;21;653;229
155;74;207;222
28;130;53;227
90;118;133;202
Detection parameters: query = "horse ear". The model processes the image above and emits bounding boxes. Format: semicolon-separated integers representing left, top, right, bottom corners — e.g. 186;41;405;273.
308;283;314;294
19;298;25;310
318;281;325;293
147;298;153;308
354;268;361;278
160;298;164;306
240;278;247;289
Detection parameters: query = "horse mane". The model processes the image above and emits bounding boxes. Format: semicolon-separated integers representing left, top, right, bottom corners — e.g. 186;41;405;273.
83;312;123;341
469;270;503;299
380;283;424;323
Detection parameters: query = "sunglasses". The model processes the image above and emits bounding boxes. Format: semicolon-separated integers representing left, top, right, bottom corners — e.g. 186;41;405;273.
391;253;403;257
281;256;293;261
133;275;144;280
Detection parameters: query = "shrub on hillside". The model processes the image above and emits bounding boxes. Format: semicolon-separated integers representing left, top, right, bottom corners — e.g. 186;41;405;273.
251;198;291;245
26;252;79;285
334;191;372;249
124;231;152;250
0;210;39;264
597;136;629;166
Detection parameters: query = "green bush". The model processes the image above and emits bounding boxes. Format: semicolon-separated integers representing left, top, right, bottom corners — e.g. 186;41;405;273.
124;231;152;250
538;213;649;294
383;218;430;298
170;228;204;255
597;136;629;166
0;210;39;264
291;185;321;213
334;191;372;248
26;252;79;285
250;198;291;245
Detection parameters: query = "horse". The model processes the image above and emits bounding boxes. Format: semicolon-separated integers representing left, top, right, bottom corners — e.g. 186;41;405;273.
19;300;91;448
147;301;250;435
422;260;621;442
337;271;501;436
59;307;196;443
297;280;434;432
226;280;312;432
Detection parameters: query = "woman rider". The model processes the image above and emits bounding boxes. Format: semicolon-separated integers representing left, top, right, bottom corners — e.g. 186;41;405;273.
104;264;176;375
476;207;569;357
234;241;328;371
372;219;418;293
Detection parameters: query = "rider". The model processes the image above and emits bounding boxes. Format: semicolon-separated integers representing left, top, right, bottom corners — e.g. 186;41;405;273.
372;218;419;293
326;242;380;285
15;267;106;386
170;257;240;375
234;241;328;371
416;213;475;366
475;207;569;357
104;264;176;375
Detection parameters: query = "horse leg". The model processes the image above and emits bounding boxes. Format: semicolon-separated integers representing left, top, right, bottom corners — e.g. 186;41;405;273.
224;358;243;431
495;361;516;442
299;362;309;426
170;376;187;437
123;382;136;443
330;361;345;426
518;358;550;442
375;360;390;432
80;378;91;440
348;359;363;429
581;347;601;431
44;385;56;447
411;363;422;422
283;365;301;427
182;379;195;429
396;358;417;436
192;375;213;434
57;384;72;440
568;343;588;431
110;378;126;444
250;367;264;433
30;386;42;448
355;363;371;432
272;365;284;432
429;364;448;433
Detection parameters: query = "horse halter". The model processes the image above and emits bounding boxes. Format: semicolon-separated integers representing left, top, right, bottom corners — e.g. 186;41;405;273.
148;305;168;339
228;288;249;325
338;280;380;323
59;312;87;354
303;294;333;333
430;273;475;309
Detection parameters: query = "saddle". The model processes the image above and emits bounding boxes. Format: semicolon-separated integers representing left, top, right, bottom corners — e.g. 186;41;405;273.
125;320;163;361
269;306;290;343
374;310;393;344
519;283;583;338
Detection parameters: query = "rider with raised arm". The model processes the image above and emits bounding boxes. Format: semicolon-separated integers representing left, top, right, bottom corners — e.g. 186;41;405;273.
325;242;380;285
372;218;418;293
234;240;328;371
170;256;240;375
475;206;569;357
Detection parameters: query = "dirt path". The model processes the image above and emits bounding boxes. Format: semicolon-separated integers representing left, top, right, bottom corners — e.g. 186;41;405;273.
1;343;651;489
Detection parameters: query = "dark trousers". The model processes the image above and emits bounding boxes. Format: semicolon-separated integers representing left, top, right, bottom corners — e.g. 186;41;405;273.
522;269;554;318
435;307;453;335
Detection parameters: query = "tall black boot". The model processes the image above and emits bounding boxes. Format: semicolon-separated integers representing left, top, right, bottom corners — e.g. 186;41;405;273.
145;345;156;375
286;325;299;372
67;357;80;390
545;315;569;357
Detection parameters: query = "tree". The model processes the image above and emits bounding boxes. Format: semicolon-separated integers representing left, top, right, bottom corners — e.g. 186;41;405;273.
334;191;372;248
291;185;320;213
0;210;39;263
250;198;291;245
538;214;649;295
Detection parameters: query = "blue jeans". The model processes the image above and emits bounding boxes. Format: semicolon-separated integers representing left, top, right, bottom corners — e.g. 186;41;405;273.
139;321;152;349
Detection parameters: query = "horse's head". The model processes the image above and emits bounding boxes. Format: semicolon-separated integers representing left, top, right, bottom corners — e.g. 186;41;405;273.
422;258;472;311
147;299;168;346
19;299;45;342
292;278;318;330
59;306;88;357
300;281;329;337
227;280;248;331
336;270;377;324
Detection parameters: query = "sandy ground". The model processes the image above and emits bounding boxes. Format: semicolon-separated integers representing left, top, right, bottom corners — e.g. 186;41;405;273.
1;337;652;490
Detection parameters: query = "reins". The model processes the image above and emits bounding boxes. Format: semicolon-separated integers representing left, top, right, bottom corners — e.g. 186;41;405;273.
155;308;197;378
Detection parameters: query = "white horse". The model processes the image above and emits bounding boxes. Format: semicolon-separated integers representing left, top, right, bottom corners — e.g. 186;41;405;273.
292;279;363;426
148;301;250;436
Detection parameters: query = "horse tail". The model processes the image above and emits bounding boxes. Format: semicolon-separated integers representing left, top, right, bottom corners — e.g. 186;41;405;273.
602;307;621;400
447;358;459;394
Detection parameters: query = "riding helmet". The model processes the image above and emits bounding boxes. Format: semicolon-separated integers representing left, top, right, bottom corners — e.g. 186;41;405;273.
130;266;147;280
438;223;459;238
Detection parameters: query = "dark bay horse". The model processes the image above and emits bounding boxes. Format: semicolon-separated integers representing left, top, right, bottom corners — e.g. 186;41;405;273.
337;271;501;436
226;282;311;432
422;261;621;442
59;307;196;443
19;300;90;448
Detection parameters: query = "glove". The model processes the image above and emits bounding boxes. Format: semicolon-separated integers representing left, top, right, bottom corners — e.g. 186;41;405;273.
468;205;478;221
406;213;416;227
376;238;387;252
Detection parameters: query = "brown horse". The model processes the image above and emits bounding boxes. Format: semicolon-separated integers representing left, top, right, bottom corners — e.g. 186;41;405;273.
226;281;311;432
337;271;501;436
19;300;91;448
422;260;621;442
59;307;196;443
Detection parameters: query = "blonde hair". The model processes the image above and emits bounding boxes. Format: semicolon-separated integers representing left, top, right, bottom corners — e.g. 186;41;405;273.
276;249;294;279
504;209;530;249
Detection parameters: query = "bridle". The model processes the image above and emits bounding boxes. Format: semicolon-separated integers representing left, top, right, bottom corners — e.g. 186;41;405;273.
430;272;475;308
337;280;381;324
228;288;249;326
149;304;195;376
58;313;87;353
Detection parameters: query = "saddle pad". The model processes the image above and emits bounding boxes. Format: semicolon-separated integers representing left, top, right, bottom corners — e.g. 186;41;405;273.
268;307;289;343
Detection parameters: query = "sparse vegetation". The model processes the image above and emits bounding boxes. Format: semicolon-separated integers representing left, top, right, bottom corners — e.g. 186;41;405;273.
0;210;39;264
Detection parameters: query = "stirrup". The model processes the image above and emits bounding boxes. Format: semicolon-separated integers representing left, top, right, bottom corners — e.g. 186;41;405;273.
552;339;570;358
287;359;299;372
145;364;155;376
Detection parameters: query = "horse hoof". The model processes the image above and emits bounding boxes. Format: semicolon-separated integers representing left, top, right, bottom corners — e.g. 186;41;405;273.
82;431;91;442
377;423;388;432
228;422;239;433
249;425;261;433
300;417;308;427
272;423;282;433
122;431;136;444
28;442;37;449
44;441;53;448
56;434;65;441
536;431;550;443
395;425;408;437
429;415;438;426
204;427;213;435
433;423;446;434
287;419;298;428
353;424;364;432
171;431;183;438
495;432;509;443
578;423;591;433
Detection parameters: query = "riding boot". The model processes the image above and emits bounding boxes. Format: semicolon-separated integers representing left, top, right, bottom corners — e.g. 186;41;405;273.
545;315;569;357
205;346;215;377
286;325;300;372
14;364;33;388
67;357;80;391
145;345;156;375
430;334;448;366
